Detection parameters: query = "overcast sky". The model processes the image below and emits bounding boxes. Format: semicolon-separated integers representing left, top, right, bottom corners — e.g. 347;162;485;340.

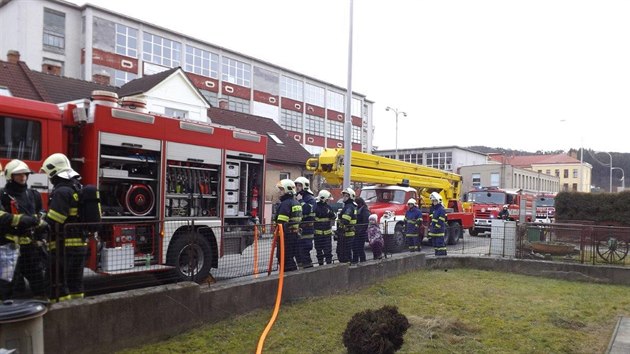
72;0;630;153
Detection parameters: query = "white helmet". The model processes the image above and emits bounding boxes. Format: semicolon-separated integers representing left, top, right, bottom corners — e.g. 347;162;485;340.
430;192;442;203
41;153;79;179
294;176;310;190
276;179;297;195
406;198;417;206
368;214;378;223
342;187;355;200
4;159;32;181
317;189;332;202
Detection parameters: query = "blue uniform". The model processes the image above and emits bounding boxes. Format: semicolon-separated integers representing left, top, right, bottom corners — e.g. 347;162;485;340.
428;203;447;256
336;199;357;263
297;191;316;268
313;201;335;265
274;194;302;271
404;206;423;251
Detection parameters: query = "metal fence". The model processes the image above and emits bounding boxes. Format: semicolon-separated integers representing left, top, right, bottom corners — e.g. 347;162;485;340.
2;219;628;302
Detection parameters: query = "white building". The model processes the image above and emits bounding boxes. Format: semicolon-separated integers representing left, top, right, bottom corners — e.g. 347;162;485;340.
374;146;489;173
0;0;374;155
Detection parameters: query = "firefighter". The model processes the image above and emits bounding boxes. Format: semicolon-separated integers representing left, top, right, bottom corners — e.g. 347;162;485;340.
294;176;316;268
313;189;336;265
336;187;357;263
353;197;369;264
40;153;86;301
404;198;423;252
498;205;510;220
428;192;447;256
273;179;301;272
0;160;48;300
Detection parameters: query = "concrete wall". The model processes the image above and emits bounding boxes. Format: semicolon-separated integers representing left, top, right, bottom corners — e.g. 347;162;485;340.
41;255;630;353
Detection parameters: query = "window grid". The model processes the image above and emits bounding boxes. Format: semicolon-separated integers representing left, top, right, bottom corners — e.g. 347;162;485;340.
305;114;324;136
305;83;325;107
280;76;303;101
114;70;137;86
327;121;343;140
221;57;251;87
572;169;578;178
142;33;181;67
43;8;65;51
280;109;302;132
425;152;453;171
200;90;218;107
115;24;138;58
327;91;344;112
352;126;361;143
185;46;218;78
227;96;250;113
352;98;362;116
472;173;481;188
490;173;500;187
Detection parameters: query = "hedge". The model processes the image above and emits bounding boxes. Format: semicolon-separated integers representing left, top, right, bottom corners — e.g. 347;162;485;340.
555;191;630;225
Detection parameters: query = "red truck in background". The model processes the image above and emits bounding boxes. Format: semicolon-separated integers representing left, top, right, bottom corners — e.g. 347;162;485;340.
466;187;535;236
535;193;556;223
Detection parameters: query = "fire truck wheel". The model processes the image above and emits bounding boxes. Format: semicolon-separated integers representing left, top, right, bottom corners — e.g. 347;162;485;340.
166;232;213;283
385;222;406;253
446;222;461;245
469;228;479;237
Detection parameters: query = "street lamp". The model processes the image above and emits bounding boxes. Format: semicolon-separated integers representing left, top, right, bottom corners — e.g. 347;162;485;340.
385;106;407;160
595;151;612;193
612;167;625;191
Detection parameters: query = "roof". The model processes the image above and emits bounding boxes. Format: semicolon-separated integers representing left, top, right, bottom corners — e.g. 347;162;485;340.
208;107;312;165
117;67;179;97
29;71;116;103
489;153;581;167
0;60;49;101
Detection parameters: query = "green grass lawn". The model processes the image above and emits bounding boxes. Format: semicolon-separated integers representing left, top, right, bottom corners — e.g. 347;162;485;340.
120;269;630;353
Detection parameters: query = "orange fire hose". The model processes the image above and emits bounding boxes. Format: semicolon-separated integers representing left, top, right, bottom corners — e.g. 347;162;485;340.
256;224;285;354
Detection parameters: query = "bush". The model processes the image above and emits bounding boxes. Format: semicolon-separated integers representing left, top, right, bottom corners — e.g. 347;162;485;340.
555;191;630;225
342;305;410;354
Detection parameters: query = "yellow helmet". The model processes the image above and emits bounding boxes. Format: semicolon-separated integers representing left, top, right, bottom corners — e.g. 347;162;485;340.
276;179;297;195
4;159;32;180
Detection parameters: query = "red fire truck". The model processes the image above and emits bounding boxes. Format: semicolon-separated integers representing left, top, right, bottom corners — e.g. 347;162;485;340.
535;193;556;223
0;93;266;282
466;187;534;236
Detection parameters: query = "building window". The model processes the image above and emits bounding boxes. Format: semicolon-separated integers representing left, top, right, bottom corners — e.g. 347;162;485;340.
142;32;181;67
185;46;218;78
279;172;290;180
43;8;65;53
305;114;324;136
114;70;137;86
305;83;325;107
115;23;138;58
280;76;303;101
327;91;344;112
546;169;551;175
280;109;302;132
563;169;569;178
327;120;343;140
226;96;250;113
221;57;251;87
555;169;560;177
573;169;578;178
472;173;481;188
0;86;11;96
267;133;284;145
200;90;218;107
352;126;361;144
572;183;578;191
490;172;500;187
0;116;42;160
165;107;188;119
425;152;452;171
563;183;569;192
352;98;362;116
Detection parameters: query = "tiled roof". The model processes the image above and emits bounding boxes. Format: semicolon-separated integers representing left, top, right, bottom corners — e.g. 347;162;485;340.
117;67;179;97
29;71;116;103
489;153;580;167
0;60;49;101
208;107;312;166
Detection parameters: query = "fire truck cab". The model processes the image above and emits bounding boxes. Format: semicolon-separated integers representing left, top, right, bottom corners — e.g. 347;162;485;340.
466;186;534;236
0;93;267;282
535;193;556;223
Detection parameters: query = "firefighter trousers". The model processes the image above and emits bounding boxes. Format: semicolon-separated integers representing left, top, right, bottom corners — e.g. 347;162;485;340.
49;245;87;300
314;235;332;265
276;232;298;272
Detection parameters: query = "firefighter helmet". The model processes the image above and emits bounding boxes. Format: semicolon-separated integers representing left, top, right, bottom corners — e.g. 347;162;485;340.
407;198;417;206
276;179;296;195
294;176;310;190
342;187;355;200
503;204;509;210
41;153;79;179
317;189;332;202
4;159;32;180
430;192;442;203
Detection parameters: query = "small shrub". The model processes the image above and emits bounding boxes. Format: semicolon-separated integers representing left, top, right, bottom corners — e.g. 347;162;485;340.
342;305;410;354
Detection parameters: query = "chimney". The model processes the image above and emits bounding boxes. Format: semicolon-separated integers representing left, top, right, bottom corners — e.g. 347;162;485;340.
218;98;229;110
92;70;111;86
42;61;62;76
6;50;20;63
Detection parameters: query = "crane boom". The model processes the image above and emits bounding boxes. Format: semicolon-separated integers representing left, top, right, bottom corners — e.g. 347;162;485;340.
306;148;463;203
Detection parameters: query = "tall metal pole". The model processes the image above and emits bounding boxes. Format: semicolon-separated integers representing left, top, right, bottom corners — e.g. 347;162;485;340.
596;151;613;193
612;167;624;191
342;0;353;189
385;107;406;161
